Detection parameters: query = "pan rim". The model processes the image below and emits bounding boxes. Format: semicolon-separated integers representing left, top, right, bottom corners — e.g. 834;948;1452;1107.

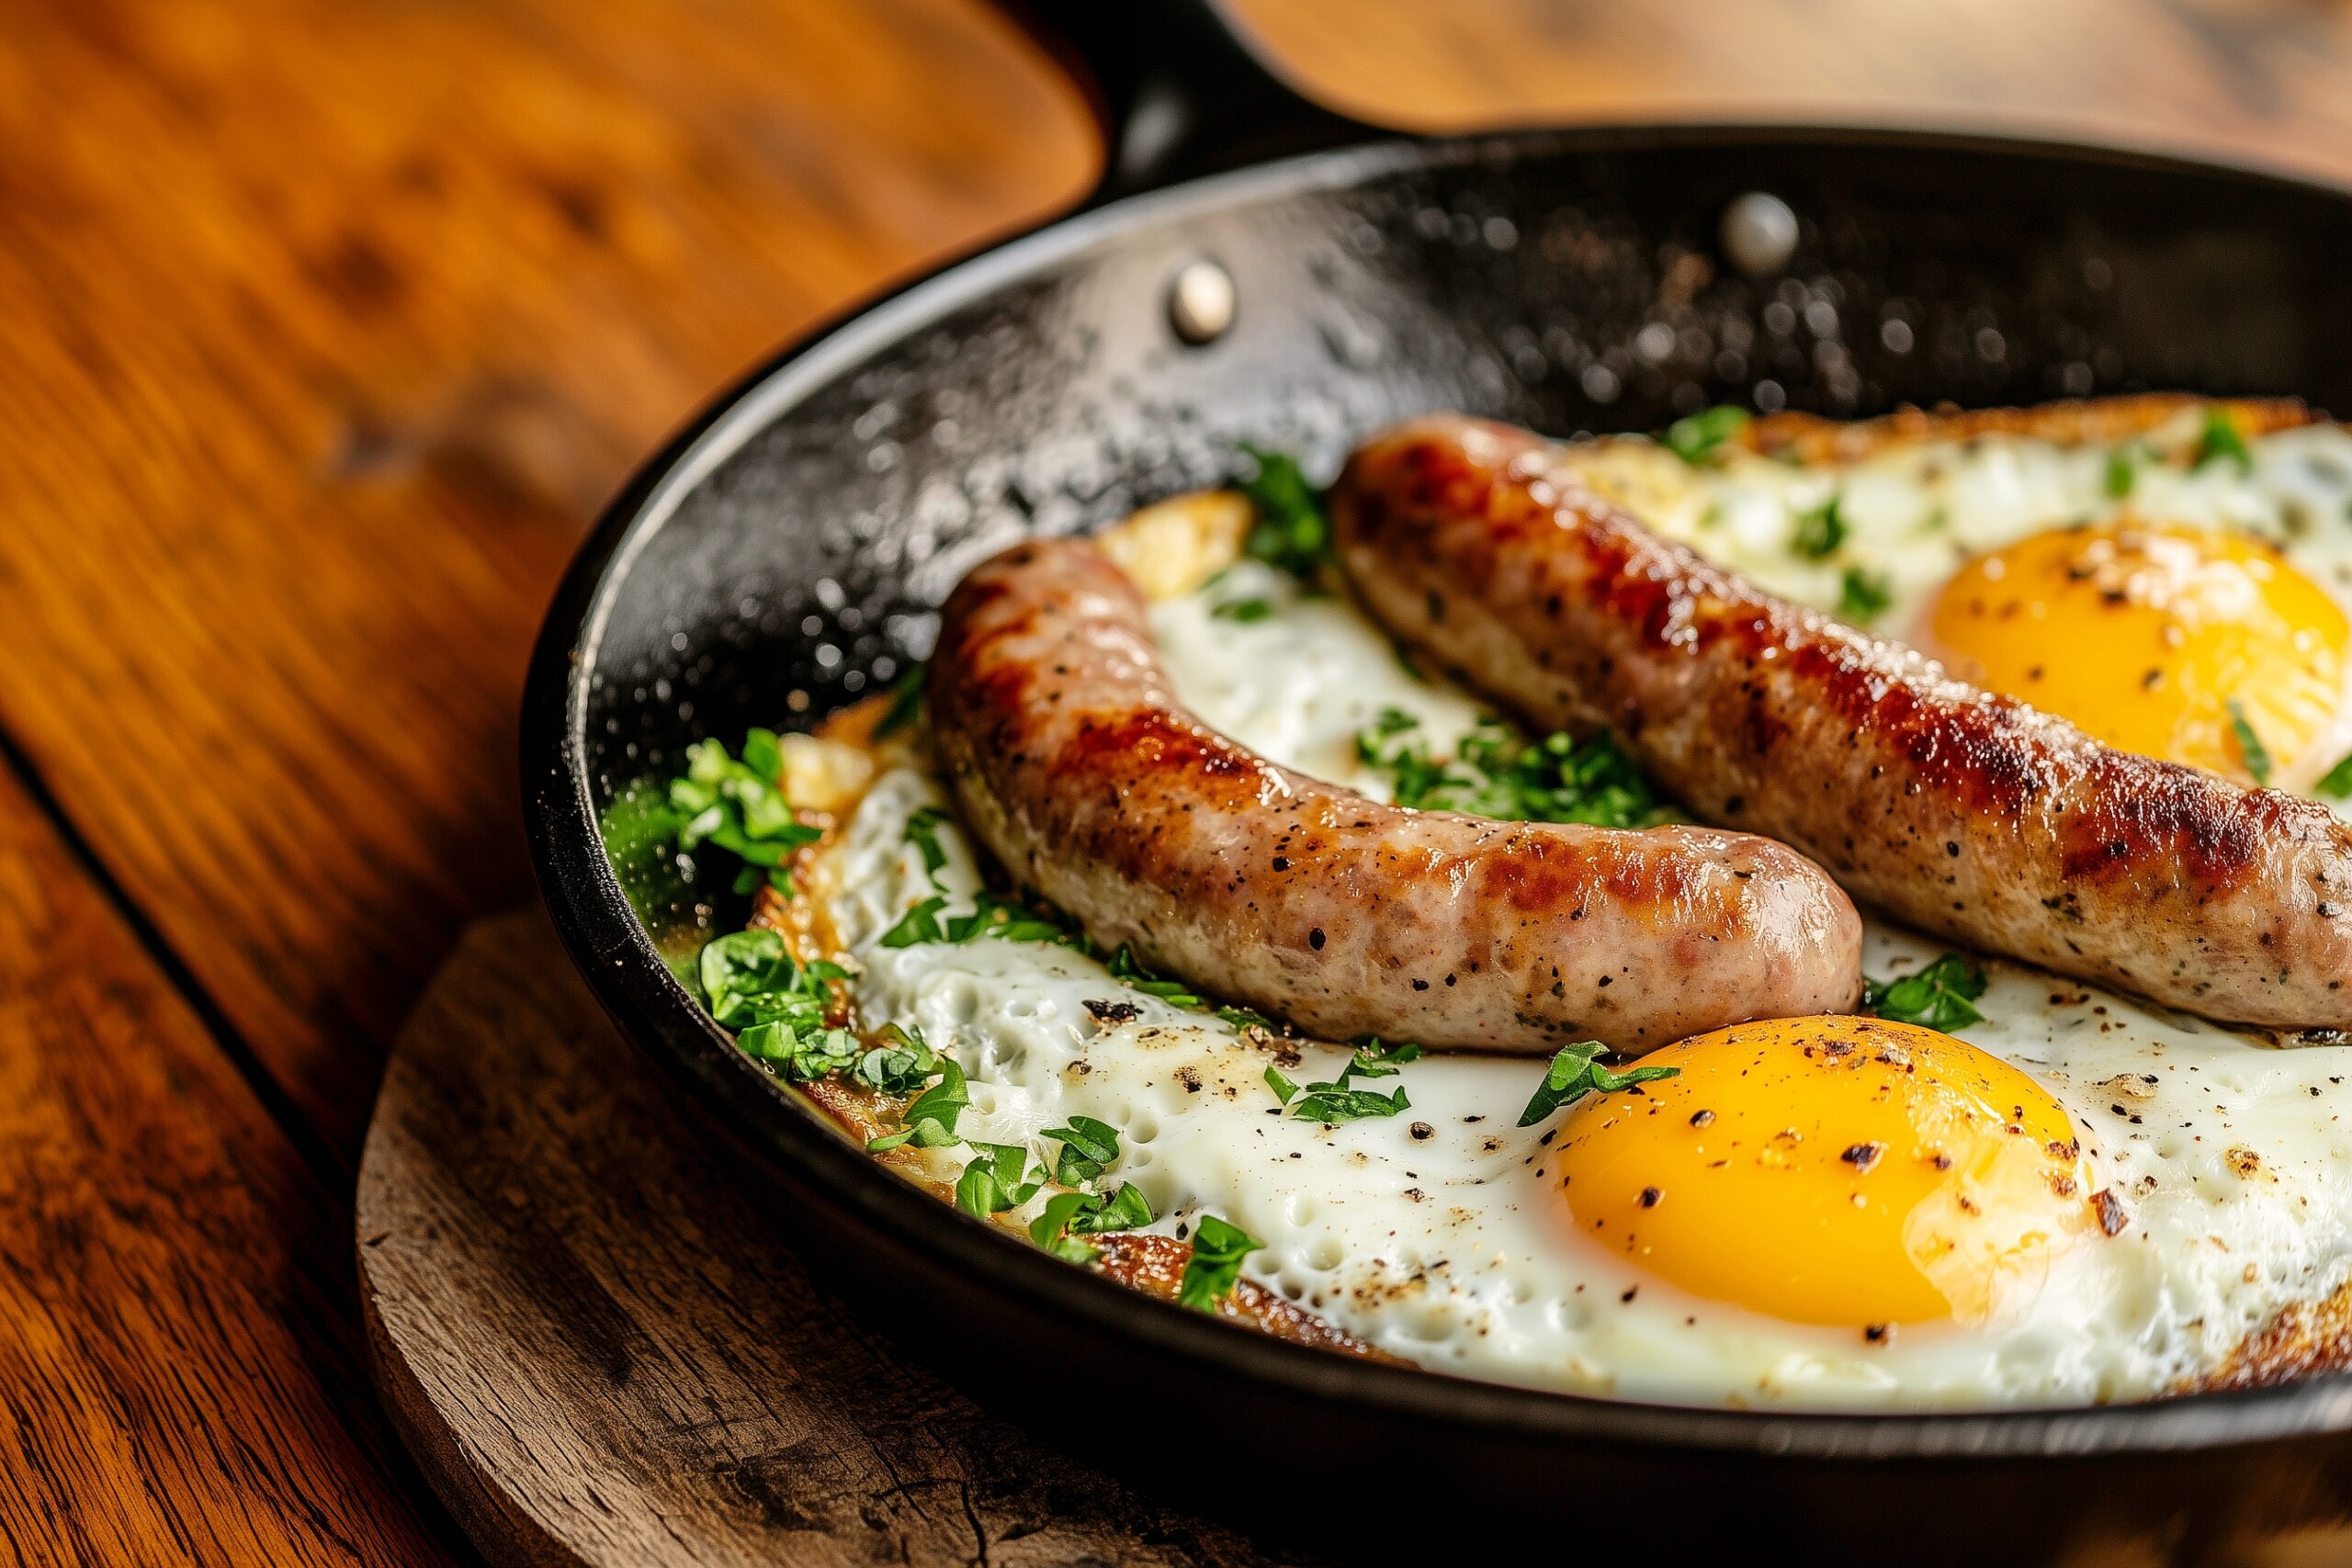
523;119;2352;1461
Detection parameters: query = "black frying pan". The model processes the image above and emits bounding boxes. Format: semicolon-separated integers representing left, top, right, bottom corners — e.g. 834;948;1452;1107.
522;5;2352;1561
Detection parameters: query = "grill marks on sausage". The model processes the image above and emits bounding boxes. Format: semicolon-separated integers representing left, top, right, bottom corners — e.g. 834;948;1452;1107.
1383;428;2276;892
1331;414;2352;1028
926;536;1862;1052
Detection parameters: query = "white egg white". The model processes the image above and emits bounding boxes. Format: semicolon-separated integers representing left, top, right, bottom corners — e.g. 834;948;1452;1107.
815;424;2352;1410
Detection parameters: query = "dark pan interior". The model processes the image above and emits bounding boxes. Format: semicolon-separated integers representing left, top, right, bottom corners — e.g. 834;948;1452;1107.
533;128;2352;1561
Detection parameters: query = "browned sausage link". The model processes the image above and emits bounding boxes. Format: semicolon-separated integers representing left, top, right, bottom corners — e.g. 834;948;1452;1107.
926;537;1863;1054
1329;413;2352;1029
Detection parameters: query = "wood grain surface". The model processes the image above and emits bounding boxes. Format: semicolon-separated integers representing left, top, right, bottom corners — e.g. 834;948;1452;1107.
10;0;2352;1562
359;908;1284;1568
0;762;453;1563
0;0;1092;1157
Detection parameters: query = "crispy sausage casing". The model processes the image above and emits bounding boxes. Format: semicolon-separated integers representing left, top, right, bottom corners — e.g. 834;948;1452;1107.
926;537;1862;1054
1330;413;2352;1029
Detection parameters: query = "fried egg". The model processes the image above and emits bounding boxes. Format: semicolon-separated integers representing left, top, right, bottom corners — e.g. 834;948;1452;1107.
806;409;2352;1409
1566;405;2352;793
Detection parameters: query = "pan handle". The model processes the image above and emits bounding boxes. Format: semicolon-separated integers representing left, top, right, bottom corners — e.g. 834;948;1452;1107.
1007;0;1380;205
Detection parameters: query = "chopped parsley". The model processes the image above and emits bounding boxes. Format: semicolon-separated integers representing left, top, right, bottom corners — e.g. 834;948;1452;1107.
871;808;1284;1035
875;663;926;738
946;890;1083;945
2317;751;2352;799
1041;1115;1123;1186
1356;710;1673;829
1108;944;1203;1009
1239;446;1331;579
668;732;824;895
695;929;856;1077
739;1019;859;1079
650;738;1171;1277
857;1031;1150;1261
1516;1041;1679;1127
1863;953;1988;1033
1838;567;1893;624
903;806;952;885
1210;596;1275;623
879;810;1091;949
854;1023;945;1095
2227;699;2272;786
1029;1184;1154;1263
865;1052;971;1152
2104;446;2138;499
1266;1039;1422;1125
1029;1117;1153;1258
2193;405;2252;473
1662;404;1749;466
1792;493;1847;559
1177;1213;1265;1311
955;1141;1045;1219
698;929;795;1027
646;731;854;1074
878;895;948;948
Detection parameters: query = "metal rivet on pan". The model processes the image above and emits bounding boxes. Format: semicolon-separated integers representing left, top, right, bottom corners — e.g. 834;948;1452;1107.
1721;192;1799;277
1168;259;1236;344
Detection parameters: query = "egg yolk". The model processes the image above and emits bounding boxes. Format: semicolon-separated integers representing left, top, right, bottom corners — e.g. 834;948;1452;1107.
1554;1018;2094;1329
1917;521;2348;787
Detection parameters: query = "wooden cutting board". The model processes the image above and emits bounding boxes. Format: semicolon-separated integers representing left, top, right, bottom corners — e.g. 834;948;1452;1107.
355;908;1291;1567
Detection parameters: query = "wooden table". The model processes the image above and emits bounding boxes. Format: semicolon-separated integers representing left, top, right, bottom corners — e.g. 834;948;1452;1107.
6;1;2352;1559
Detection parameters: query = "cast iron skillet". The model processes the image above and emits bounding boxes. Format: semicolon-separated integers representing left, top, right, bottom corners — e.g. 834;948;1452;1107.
524;4;2352;1559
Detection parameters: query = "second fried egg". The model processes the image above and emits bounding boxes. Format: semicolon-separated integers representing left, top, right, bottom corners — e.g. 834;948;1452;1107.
1566;406;2352;796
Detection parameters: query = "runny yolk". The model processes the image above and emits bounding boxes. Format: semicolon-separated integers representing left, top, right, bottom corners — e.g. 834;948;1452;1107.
1917;521;2349;788
1553;1018;2095;1329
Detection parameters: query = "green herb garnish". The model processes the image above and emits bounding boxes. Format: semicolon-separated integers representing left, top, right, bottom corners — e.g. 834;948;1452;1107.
1862;953;1988;1033
1515;1042;1680;1128
694;929;857;1077
875;663;926;738
2193;405;2252;473
854;1023;944;1095
2227;699;2272;786
945;889;1085;945
2317;752;2352;799
739;1021;860;1078
1663;405;1749;466
1041;1115;1123;1187
955;1141;1046;1219
879;895;948;948
1028;1183;1153;1262
1356;710;1672;829
2104;447;2138;499
698;929;796;1027
1211;596;1276;623
903;806;953;887
1239;446;1331;579
667;732;824;894
1266;1039;1422;1125
1177;1214;1265;1311
1108;944;1202;1009
1792;493;1847;559
1838;567;1893;624
865;1053;971;1152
